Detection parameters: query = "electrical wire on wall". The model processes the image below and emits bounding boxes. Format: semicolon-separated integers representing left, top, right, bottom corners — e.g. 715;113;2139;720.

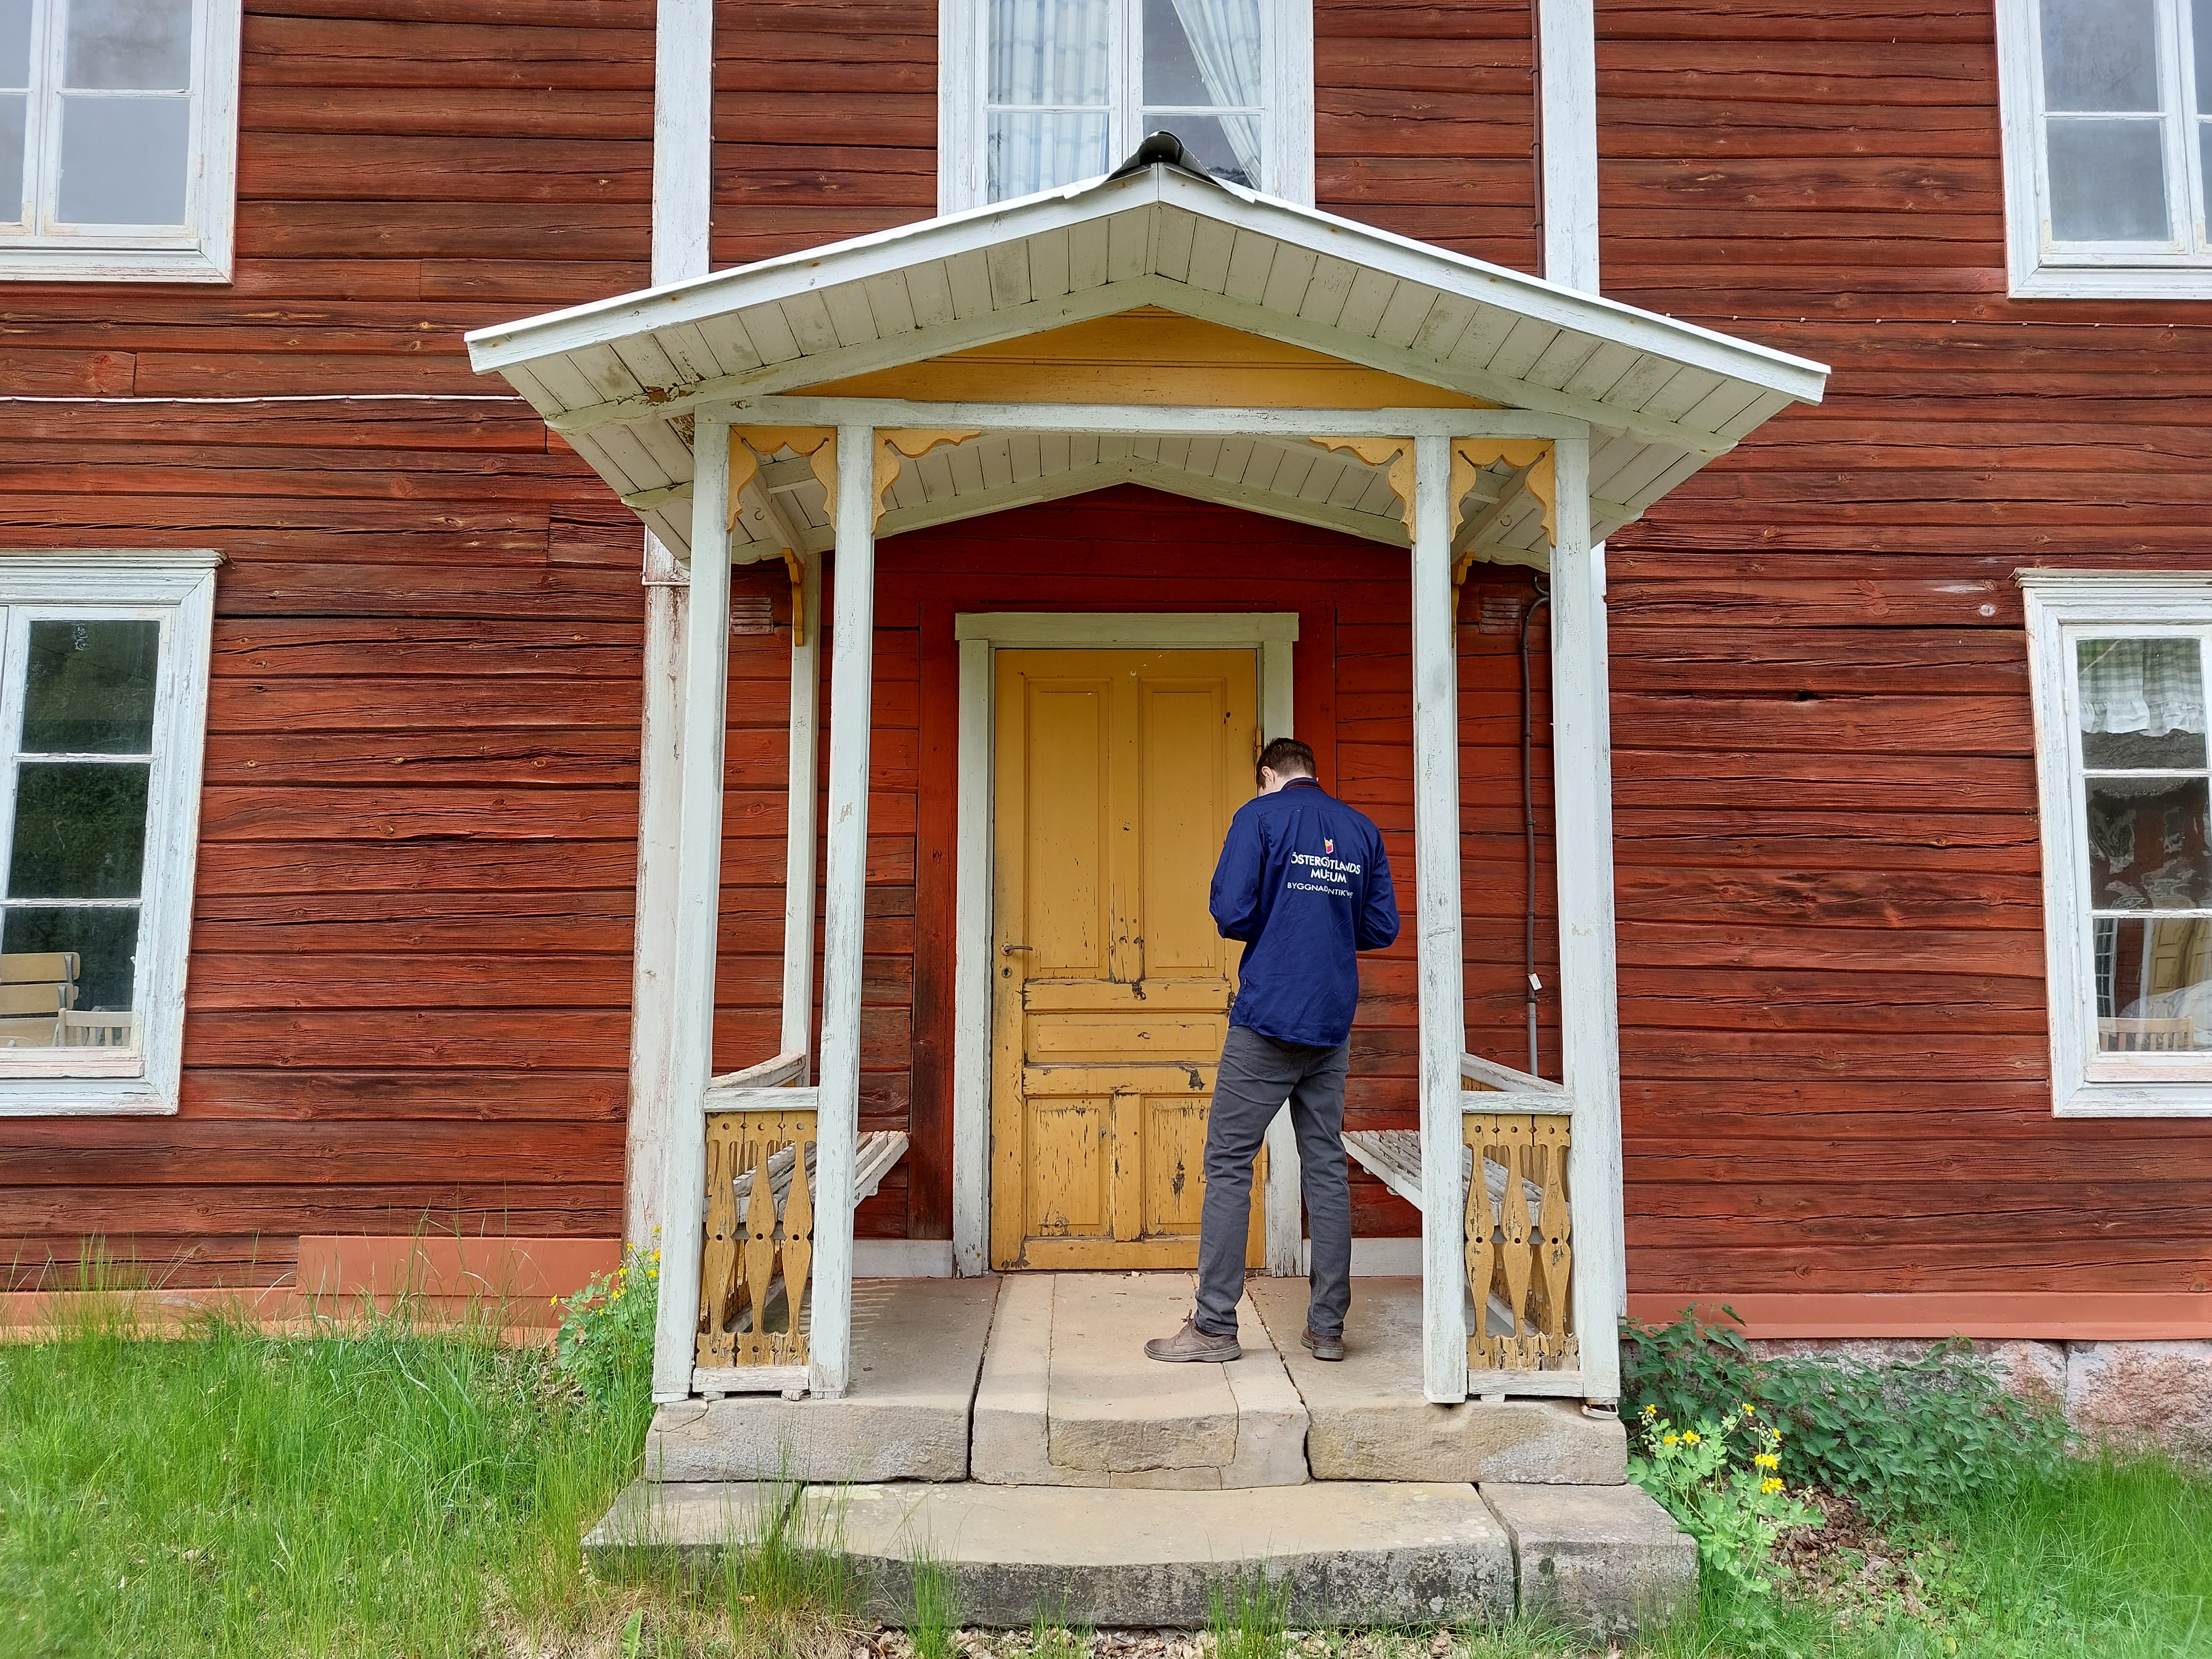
1517;575;1551;1076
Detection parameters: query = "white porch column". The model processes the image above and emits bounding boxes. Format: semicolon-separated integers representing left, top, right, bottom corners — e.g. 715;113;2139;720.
781;552;822;1062
1259;632;1303;1277
625;0;714;1250
650;410;733;1402
1548;433;1624;1403
810;423;877;1398
1411;432;1469;1403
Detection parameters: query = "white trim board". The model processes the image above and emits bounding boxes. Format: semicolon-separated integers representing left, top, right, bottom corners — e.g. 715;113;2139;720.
950;611;1302;1277
2021;568;2212;1117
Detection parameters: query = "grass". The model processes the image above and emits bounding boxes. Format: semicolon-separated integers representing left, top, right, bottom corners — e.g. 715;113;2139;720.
2;1304;2208;1658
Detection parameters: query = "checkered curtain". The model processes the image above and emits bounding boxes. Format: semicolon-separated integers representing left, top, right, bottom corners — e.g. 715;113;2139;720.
2079;638;2207;737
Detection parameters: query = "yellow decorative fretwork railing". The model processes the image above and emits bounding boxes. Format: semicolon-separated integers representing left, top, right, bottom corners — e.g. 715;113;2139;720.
696;1106;817;1368
1463;1110;1578;1373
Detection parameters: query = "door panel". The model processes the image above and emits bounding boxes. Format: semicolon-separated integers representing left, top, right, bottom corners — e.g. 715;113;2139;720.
990;646;1262;1271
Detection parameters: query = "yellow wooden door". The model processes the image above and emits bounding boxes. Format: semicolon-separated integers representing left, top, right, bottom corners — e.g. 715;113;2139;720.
990;647;1265;1271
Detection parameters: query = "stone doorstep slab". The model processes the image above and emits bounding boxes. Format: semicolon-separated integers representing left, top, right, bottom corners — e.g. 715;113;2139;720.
972;1274;1309;1489
644;1278;1002;1483
802;1479;1514;1628
1250;1277;1626;1485
1480;1482;1697;1640
585;1480;797;1556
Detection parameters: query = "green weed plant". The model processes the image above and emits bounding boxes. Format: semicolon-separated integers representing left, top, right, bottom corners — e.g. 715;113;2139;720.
1209;1573;1292;1659
1623;1309;2069;1520
1629;1405;1817;1613
554;1242;662;1425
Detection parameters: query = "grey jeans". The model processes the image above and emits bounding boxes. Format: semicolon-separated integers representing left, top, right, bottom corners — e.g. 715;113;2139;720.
1194;1023;1353;1339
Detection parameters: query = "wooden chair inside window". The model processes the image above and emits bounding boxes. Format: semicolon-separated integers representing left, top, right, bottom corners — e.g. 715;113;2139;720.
0;952;77;1047
2099;1016;2195;1052
57;1009;138;1049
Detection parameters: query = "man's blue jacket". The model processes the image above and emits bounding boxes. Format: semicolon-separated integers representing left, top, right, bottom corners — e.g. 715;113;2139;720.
1209;776;1400;1048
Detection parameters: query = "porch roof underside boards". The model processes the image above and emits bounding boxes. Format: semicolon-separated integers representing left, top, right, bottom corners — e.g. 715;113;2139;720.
464;163;1828;566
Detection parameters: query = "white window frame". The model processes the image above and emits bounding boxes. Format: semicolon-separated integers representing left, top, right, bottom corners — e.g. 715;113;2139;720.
936;0;1314;213
1996;0;2212;299
0;552;217;1116
0;0;242;283
2023;568;2212;1117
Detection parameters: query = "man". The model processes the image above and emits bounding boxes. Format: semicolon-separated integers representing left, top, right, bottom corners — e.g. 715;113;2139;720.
1145;736;1400;1365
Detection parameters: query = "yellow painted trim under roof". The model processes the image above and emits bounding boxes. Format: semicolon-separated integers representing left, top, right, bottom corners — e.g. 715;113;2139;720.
795;308;1493;411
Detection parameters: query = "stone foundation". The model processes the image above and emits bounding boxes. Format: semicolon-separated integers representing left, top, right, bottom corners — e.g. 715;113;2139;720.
1750;1337;2212;1463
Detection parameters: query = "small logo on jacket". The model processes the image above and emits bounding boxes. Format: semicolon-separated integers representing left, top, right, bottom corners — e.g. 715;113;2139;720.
1324;838;1335;855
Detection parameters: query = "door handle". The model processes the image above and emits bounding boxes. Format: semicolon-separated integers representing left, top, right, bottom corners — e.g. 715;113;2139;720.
1002;945;1034;954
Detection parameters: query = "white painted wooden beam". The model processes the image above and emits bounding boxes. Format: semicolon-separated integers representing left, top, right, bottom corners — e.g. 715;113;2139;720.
652;0;713;288
1537;0;1600;294
651;409;732;1403
1547;433;1624;1404
624;563;686;1250
808;423;879;1397
1260;633;1303;1278
951;634;993;1277
731;397;1599;445
1411;432;1469;1403
781;551;822;1064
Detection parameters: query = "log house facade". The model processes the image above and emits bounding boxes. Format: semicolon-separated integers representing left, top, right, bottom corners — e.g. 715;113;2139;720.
1;0;2208;1356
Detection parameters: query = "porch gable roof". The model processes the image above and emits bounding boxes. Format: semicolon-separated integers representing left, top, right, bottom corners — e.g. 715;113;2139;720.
465;163;1828;566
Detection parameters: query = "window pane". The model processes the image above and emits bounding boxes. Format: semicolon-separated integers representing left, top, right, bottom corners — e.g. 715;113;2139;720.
988;109;1110;200
0;94;22;224
1140;108;1259;187
2077;638;2207;768
1;904;141;1025
989;0;1109;105
57;93;190;224
66;0;193;91
1144;0;1260;108
2041;0;2160;111
2096;916;2212;1051
7;762;149;899
22;619;160;754
2046;118;2172;240
2086;776;2211;909
0;0;30;84
2197;0;2212;110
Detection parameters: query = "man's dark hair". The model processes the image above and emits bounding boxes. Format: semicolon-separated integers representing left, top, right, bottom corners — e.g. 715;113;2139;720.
1257;737;1316;785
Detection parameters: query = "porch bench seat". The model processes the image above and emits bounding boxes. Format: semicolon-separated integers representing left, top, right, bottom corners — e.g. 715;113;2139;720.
1345;1127;1543;1216
728;1129;910;1214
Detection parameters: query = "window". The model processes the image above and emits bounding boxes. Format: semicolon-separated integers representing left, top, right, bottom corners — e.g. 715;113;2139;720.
2024;571;2212;1116
0;0;242;282
0;552;215;1116
1997;0;2212;297
938;0;1313;212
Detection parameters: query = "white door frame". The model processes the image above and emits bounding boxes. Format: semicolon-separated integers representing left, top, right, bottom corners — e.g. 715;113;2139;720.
950;611;1303;1277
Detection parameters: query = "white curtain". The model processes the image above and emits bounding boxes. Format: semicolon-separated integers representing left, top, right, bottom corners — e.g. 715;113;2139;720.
988;0;1113;200
2079;639;2207;736
1167;0;1264;182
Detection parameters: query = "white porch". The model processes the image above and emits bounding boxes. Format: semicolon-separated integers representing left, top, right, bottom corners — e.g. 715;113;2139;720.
465;152;1825;1413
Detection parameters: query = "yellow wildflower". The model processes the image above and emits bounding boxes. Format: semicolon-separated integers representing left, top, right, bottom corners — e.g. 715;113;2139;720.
1761;1478;1784;1495
1681;1431;1701;1444
1754;1453;1779;1470
1663;1434;1680;1446
1643;1405;1658;1417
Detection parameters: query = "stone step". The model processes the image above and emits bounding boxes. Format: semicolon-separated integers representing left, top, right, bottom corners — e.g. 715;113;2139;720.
971;1273;1309;1488
583;1477;1695;1636
647;1277;1002;1483
1250;1277;1626;1484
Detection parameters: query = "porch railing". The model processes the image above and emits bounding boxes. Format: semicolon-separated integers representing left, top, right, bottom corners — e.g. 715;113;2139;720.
1463;1108;1577;1375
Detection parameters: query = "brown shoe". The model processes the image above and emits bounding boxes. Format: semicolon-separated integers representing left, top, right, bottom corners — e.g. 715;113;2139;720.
1301;1327;1345;1361
1145;1315;1241;1363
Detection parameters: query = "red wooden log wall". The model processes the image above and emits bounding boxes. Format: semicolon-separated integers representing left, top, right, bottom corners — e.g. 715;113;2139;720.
0;0;657;1291
1598;0;2212;1302
3;0;2206;1317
